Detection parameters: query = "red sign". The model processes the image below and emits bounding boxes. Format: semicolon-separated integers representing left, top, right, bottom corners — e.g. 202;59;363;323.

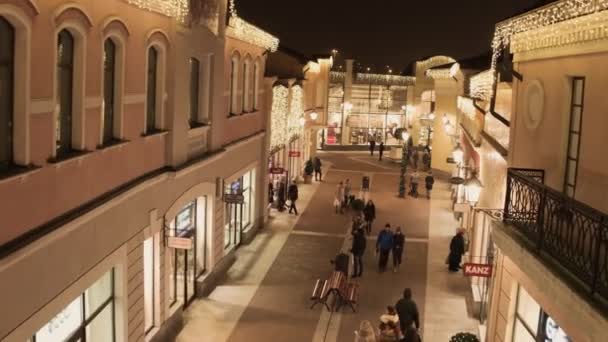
289;151;301;157
270;167;285;174
463;263;493;277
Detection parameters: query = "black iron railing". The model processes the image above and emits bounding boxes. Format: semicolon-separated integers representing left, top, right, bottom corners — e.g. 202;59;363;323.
504;168;608;306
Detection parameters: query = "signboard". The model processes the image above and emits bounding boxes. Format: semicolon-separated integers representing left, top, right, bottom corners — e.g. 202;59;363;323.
446;157;456;164
270;167;285;174
167;236;193;250
289;151;301;157
463;263;493;277
224;193;245;204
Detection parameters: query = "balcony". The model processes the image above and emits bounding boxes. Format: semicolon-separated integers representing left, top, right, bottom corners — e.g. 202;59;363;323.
503;168;608;311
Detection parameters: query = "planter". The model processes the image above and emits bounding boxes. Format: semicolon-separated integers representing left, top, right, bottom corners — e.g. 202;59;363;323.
303;174;313;184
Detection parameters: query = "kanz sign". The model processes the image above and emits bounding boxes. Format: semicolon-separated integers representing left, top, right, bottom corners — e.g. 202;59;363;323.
463;263;493;278
270;167;285;174
289;150;301;157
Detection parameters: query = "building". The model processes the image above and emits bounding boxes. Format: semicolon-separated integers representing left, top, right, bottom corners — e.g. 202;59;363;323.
0;0;277;340
463;1;608;341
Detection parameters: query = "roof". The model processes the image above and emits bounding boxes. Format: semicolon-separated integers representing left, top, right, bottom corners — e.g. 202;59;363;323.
429;52;491;71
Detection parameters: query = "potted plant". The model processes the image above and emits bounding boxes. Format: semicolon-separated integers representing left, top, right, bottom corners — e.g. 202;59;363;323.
450;332;480;342
303;159;314;184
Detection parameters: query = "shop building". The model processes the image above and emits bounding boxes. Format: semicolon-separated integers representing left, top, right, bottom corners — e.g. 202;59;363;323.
0;0;277;341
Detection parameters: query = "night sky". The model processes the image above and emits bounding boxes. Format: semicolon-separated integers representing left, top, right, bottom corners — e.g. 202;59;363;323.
236;0;539;73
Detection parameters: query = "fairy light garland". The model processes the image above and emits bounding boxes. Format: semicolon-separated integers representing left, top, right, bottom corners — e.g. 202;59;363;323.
227;0;279;52
288;85;304;140
270;85;289;151
124;0;188;22
355;73;415;86
426;68;452;79
416;56;456;73
469;70;493;101
330;71;346;84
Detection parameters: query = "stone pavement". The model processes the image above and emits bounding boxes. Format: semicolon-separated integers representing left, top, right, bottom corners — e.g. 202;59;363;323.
176;152;478;342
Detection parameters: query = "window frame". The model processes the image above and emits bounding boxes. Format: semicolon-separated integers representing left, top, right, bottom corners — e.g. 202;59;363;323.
189;57;200;127
252;60;260;111
229;53;240;116
145;46;159;134
563;76;585;198
0;16;15;171
55;29;75;157
102;38;117;145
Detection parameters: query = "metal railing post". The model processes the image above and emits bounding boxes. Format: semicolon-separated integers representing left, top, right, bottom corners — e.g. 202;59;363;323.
536;186;546;253
504;169;512;221
591;216;606;296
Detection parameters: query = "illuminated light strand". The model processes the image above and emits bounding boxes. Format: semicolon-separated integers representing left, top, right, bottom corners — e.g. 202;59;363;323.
227;0;279;51
355;73;415;86
330;71;345;84
270;85;289;151
125;0;189;22
425;68;452;79
469;70;493;101
416;56;456;72
457;96;477;119
288;85;304;140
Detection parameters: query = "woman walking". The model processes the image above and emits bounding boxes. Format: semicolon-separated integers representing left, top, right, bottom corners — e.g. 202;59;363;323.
355;320;377;342
363;200;376;234
335;181;345;214
392;227;405;272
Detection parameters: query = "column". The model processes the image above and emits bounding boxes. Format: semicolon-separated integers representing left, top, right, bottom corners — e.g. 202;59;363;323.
341;59;354;145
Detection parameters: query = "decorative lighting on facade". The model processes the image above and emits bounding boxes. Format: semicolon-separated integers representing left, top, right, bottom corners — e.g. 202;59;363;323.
227;0;279;52
469;70;493;101
270;85;289;151
288;85;304;140
355;73;416;86
125;0;189;22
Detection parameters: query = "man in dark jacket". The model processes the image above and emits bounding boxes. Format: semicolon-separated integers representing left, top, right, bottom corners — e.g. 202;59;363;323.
363;200;376;235
392;227;405;272
287;180;299;215
314;157;322;181
395;288;420;334
449;228;466;271
351;226;366;278
376;224;394;272
369;139;376;156
277;180;286;212
425;172;435;199
378;142;385;161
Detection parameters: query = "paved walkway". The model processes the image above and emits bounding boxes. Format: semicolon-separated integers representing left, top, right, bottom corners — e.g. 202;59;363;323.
176;152;478;342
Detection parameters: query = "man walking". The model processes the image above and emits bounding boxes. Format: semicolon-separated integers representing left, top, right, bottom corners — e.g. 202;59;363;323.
378;142;385;161
425;171;435;199
351;224;366;278
409;171;420;198
369;139;376;156
376;224;394;272
287;180;299;215
448;228;466;272
395;288;420;336
314;157;322;181
335;181;345;214
392;226;405;272
344;178;352;207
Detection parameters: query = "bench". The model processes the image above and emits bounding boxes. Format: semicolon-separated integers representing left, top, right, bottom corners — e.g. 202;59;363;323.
343;283;359;312
310;279;330;310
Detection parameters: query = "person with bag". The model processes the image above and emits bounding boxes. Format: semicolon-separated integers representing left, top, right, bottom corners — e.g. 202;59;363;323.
363;200;376;235
395;288;420;338
392;227;405;273
355;320;377;342
351;224;366;278
335;182;345;214
287;180;299;215
376;224;394;272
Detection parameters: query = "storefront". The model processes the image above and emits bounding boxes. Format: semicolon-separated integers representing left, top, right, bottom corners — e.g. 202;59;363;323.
224;168;257;249
167;197;209;308
32;269;116;341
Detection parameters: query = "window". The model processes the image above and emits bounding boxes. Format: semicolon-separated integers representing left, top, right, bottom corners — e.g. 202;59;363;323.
34;269;115;342
102;39;116;144
229;55;239;115
56;30;74;156
252;62;259;110
143;236;155;333
242;60;249;112
189;58;200;127
169;201;198;308
146;47;158;133
564;77;584;198
0;17;14;170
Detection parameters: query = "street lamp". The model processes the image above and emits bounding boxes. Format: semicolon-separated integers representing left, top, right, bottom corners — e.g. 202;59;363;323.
452;143;464;165
464;172;483;205
398;129;410;198
309;111;318;121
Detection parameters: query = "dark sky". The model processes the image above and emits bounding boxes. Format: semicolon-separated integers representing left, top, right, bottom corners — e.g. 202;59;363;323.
236;0;538;73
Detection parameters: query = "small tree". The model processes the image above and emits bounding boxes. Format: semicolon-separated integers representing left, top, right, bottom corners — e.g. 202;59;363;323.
304;159;314;176
449;333;480;342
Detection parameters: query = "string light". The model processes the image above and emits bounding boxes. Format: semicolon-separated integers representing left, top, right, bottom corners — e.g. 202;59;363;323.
270;85;289;151
416;56;456;72
227;0;279;52
469;70;493;101
125;0;189;22
355;73;415;86
426;68;453;79
289;85;304;140
330;71;345;83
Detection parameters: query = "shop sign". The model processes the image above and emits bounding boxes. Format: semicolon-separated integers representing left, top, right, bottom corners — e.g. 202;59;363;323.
447;157;456;164
224;193;245;204
463;263;493;277
270;167;285;174
289;150;301;157
167;236;193;250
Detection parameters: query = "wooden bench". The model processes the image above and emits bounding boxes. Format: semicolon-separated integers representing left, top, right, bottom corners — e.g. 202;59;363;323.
310;279;330;310
343;283;359;312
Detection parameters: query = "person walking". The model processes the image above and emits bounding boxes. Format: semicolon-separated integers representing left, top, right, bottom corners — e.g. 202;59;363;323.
409;171;420;198
378;306;401;341
369;139;376;156
268;181;274;206
335;181;345;214
448;228;466;272
351;224;366;278
277;179;286;212
314;156;323;181
344;178;352;207
424;171;435;199
378;142;385;161
287;180;299;215
376;224;394;272
395;288;420;336
363;200;376;235
411;149;419;169
355;320;377;342
392;227;405;272
422;150;431;171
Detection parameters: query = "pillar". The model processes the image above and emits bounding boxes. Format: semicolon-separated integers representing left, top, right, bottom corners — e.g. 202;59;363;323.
341;59;354;145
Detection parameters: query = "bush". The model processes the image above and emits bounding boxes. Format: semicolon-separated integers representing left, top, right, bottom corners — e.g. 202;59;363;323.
449;333;479;342
350;198;365;212
304;159;314;176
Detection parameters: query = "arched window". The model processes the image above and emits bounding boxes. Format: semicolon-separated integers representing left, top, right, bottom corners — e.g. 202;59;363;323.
0;17;14;170
252;61;259;110
56;29;74;156
229;53;239;115
189;57;200;126
102;38;116;144
242;59;249;112
146;47;158;133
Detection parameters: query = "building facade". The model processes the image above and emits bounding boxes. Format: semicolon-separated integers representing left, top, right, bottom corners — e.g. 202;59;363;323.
0;0;276;341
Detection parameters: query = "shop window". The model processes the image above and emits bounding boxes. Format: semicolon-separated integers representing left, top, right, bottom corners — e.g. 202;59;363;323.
146;47;158;133
242;59;250;112
253;61;259;110
143;236;155;333
564;77;584;198
34;269;115;342
229;54;240;115
189;57;200;127
0;17;14;171
102;39;117;144
56;30;74;156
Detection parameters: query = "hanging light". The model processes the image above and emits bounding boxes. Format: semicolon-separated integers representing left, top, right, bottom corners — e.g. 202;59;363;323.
401;129;410;142
428;112;436;121
452;144;464;164
464;172;483;205
298;117;306;127
309;111;318;120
